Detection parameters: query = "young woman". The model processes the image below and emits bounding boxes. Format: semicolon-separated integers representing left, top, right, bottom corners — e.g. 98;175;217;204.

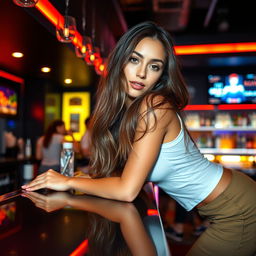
23;21;256;255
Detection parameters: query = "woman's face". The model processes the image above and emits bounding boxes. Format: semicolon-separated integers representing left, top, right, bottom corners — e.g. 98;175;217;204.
56;124;66;135
123;37;166;100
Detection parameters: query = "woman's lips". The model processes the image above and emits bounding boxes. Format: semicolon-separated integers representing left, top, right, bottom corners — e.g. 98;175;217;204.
130;81;145;90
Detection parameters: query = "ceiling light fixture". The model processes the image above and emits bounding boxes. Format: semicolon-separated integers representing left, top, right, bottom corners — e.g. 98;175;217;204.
64;78;72;84
84;37;94;65
75;0;87;58
41;67;51;73
84;1;96;65
13;0;38;8
56;0;76;43
95;61;106;76
12;52;24;58
75;36;87;58
56;15;76;43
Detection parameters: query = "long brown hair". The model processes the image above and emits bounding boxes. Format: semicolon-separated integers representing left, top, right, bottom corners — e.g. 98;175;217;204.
89;21;189;178
86;213;130;256
43;120;64;148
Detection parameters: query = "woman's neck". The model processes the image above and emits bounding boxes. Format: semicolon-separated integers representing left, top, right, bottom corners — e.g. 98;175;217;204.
125;95;136;107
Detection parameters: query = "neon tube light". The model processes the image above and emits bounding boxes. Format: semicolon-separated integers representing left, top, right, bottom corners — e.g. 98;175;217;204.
0;70;24;84
175;42;256;55
184;105;215;111
218;104;256;110
35;0;62;27
184;104;256;111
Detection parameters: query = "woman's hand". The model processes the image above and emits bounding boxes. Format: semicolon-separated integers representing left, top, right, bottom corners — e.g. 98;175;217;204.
22;191;70;212
22;169;71;191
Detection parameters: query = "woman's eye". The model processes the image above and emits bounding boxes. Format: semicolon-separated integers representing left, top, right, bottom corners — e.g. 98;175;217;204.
129;57;139;64
150;64;160;71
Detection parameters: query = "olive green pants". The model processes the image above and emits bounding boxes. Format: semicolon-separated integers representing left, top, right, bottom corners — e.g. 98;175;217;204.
187;170;256;256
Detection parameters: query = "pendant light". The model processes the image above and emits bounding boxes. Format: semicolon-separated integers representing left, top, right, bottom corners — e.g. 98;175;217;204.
75;0;87;58
56;0;77;43
85;0;96;66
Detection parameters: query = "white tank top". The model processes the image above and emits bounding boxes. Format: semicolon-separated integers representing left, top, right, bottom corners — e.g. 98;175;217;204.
147;115;223;211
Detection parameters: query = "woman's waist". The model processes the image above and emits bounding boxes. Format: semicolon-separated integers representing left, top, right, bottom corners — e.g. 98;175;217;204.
196;167;232;209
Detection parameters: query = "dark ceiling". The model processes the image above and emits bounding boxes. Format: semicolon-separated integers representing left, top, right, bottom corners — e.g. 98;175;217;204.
119;0;256;68
120;0;256;37
1;0;256;87
0;0;126;87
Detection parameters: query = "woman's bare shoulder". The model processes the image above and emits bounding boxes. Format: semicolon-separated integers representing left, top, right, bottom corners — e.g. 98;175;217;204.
139;94;177;129
141;94;175;115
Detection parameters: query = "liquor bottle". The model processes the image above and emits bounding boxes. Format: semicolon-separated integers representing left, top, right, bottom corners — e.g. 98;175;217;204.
214;135;221;149
25;138;32;159
23;138;34;181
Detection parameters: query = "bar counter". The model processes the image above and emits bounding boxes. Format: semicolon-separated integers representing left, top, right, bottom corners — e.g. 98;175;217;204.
0;184;170;256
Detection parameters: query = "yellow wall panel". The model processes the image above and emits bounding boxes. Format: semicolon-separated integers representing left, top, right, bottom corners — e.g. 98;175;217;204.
62;92;90;141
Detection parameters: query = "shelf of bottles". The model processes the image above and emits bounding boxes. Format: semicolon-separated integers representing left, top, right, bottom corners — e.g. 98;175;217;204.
185;108;256;174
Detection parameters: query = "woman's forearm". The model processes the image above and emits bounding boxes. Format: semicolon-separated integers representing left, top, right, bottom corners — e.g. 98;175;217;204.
67;176;135;202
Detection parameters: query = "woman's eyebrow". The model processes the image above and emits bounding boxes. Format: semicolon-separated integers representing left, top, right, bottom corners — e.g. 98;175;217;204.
133;51;164;64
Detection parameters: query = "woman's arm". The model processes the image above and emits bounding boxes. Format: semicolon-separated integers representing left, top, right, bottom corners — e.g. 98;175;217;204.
23;100;178;201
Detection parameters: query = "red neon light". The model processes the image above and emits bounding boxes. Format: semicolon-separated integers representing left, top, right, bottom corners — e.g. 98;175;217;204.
35;0;62;27
174;42;256;55
218;104;256;110
147;209;159;216
0;225;22;240
184;105;215;111
0;70;24;84
70;239;89;256
184;104;256;111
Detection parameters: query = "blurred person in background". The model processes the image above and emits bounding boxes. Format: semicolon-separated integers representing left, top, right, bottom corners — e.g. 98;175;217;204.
36;120;78;174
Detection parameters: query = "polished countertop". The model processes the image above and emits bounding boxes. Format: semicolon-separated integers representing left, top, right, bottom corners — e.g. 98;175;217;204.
0;184;170;256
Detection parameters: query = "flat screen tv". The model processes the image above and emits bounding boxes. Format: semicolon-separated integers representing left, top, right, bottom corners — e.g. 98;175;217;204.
208;73;256;104
0;82;18;117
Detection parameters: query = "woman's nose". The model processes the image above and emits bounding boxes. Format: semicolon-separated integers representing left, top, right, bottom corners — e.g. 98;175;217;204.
136;65;146;79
